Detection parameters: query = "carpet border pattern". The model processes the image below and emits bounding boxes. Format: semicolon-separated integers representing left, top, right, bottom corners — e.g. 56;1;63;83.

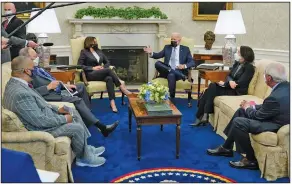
111;167;236;183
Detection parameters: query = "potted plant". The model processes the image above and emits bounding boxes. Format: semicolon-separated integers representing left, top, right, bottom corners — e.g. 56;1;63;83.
75;6;168;20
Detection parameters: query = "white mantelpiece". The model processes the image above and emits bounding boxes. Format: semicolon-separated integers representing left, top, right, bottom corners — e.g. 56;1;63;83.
68;18;171;49
68;18;171;81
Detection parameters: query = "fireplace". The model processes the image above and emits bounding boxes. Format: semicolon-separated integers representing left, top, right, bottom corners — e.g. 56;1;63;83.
102;47;148;85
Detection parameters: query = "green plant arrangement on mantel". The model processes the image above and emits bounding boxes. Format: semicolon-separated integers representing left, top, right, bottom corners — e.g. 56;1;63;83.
75;6;168;20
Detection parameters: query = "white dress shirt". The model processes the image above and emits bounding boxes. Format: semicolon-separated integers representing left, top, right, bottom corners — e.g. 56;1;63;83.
92;51;100;62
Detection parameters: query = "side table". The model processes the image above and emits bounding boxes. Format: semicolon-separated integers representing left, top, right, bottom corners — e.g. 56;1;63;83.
197;69;230;97
49;69;76;84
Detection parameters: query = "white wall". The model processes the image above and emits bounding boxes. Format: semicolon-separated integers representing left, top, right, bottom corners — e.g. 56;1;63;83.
47;2;289;50
45;2;289;77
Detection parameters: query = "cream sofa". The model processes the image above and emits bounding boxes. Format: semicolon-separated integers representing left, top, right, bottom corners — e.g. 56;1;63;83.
1;62;75;182
209;59;290;181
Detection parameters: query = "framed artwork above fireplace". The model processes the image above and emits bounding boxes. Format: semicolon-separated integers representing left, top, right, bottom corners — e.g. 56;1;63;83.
192;2;233;21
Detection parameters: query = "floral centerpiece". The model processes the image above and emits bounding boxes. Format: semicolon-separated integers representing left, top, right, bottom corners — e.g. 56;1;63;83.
138;82;169;103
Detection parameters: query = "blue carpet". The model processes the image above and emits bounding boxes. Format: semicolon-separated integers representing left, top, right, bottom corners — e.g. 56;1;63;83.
72;97;290;183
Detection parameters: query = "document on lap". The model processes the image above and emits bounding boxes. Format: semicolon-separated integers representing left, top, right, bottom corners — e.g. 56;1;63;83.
60;81;78;97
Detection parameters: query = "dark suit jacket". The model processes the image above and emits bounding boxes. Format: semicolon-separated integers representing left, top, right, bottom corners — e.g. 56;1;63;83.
224;61;255;95
245;82;290;126
31;75;62;101
151;45;195;75
2;16;26;59
78;49;111;72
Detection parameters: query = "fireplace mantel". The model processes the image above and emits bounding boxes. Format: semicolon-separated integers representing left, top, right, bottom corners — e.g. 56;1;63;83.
68;18;171;81
68;18;171;49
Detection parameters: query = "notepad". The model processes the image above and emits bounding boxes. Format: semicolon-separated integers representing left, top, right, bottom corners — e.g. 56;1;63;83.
36;169;59;182
60;82;78;97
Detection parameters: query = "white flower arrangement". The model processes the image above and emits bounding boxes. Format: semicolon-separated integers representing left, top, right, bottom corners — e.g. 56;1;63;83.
138;82;169;103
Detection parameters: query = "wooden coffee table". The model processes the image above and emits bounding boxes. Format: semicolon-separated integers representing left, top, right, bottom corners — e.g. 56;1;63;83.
128;94;182;161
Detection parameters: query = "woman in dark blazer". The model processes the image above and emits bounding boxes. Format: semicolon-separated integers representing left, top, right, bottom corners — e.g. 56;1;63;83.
191;46;255;126
78;36;132;113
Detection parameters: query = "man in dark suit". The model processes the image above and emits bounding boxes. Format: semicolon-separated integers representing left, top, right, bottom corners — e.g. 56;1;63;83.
143;32;195;100
2;26;38;63
207;62;290;170
19;47;119;137
2;3;26;60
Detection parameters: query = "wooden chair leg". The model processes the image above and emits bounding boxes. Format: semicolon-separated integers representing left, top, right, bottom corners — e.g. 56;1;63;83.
100;92;104;99
187;90;192;108
121;92;126;105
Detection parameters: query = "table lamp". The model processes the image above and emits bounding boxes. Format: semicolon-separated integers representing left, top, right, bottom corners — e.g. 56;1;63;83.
214;10;246;69
27;9;61;67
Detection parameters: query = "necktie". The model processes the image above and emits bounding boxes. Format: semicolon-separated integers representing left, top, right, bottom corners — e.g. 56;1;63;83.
28;83;33;88
170;47;177;69
3;19;8;29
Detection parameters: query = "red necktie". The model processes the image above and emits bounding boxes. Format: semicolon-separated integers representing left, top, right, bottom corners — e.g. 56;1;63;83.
3;19;8;29
28;83;33;88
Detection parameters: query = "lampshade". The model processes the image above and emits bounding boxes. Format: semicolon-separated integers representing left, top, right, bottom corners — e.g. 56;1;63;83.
214;10;246;35
27;9;61;33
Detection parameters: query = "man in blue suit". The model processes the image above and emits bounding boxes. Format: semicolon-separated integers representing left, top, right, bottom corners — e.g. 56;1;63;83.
144;32;195;100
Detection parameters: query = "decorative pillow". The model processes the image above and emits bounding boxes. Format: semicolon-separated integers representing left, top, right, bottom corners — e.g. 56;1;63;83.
2;108;27;132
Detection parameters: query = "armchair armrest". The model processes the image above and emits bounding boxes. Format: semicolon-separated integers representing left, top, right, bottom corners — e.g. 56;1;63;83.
277;125;290;149
2;131;56;164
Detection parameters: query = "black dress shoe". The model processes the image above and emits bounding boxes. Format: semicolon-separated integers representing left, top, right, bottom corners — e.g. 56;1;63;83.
100;121;119;137
207;145;233;157
229;158;259;170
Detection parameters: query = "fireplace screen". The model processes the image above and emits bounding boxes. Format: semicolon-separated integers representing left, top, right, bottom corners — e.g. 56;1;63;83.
102;47;148;85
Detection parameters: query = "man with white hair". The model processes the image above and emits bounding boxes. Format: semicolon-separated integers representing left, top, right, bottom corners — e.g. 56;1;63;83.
207;62;290;170
2;3;27;60
144;32;195;101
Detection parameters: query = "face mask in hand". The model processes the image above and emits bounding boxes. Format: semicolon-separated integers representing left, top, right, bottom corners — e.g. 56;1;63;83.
171;40;178;47
33;57;40;66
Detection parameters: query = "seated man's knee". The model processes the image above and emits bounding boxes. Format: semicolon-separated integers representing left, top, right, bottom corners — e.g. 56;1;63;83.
70;124;84;134
208;82;217;89
104;76;113;82
167;72;175;78
155;61;163;68
233;117;249;131
76;83;85;92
